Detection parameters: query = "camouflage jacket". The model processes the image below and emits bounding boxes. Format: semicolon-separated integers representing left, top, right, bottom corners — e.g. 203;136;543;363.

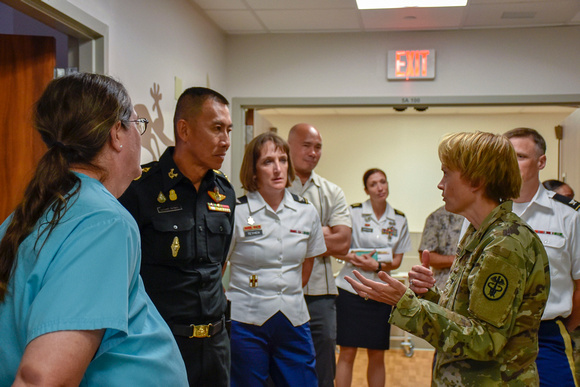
390;201;550;386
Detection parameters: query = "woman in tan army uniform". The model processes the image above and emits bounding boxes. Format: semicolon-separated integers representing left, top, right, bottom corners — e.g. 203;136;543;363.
346;131;550;386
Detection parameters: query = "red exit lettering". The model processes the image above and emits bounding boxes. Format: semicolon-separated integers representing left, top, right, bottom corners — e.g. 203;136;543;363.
395;50;431;80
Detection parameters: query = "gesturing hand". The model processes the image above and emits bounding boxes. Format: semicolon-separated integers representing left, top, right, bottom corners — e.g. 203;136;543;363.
408;250;436;294
344;270;407;306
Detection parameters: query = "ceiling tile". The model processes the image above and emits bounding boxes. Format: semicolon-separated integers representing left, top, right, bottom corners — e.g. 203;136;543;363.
191;0;247;10
361;7;465;30
245;0;357;10
464;1;580;27
256;10;361;32
205;10;265;33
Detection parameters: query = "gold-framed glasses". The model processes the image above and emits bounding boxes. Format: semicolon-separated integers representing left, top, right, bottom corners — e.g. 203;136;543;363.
129;118;149;135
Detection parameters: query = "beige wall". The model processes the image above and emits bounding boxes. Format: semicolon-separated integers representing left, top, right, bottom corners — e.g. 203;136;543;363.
262;111;567;233
261;110;570;273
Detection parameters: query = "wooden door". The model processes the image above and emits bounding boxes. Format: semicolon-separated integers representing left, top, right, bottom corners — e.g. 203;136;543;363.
0;34;55;221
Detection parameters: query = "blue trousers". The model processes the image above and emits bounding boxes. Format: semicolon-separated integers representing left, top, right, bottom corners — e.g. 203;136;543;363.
536;319;578;387
231;312;318;387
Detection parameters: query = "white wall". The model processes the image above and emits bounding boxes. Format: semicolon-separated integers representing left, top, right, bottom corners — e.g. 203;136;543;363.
66;0;231;169
227;26;580;98
262;111;569;233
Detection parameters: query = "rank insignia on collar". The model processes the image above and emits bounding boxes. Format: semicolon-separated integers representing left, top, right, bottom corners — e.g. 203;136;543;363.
169;189;177;201
247;216;255;225
208;187;226;203
207;202;231;213
249;274;258;288
157;192;167;203
171;236;180;257
168;168;178;179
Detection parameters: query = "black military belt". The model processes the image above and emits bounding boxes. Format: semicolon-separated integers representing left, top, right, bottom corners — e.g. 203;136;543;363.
171;316;225;338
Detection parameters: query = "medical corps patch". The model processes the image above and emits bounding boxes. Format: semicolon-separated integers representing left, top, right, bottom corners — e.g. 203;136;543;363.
483;273;508;300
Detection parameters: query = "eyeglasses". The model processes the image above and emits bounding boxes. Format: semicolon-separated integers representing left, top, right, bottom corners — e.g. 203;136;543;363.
129;118;149;135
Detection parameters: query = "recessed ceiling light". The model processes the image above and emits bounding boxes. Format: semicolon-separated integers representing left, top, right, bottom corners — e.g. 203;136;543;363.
356;0;468;9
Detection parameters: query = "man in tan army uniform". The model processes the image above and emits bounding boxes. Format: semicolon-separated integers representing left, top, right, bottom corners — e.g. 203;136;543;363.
346;132;550;386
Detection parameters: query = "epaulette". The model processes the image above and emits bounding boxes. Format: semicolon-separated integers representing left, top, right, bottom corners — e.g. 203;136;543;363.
552;193;580;211
291;193;309;204
394;209;406;217
237;195;248;204
213;169;231;183
133;161;158;181
351;203;362;208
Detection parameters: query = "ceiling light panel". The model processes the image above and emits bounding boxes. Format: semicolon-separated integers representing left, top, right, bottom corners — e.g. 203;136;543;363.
357;0;468;9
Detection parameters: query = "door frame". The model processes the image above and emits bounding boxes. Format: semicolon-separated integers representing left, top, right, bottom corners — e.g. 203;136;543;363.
231;94;580;193
2;0;108;73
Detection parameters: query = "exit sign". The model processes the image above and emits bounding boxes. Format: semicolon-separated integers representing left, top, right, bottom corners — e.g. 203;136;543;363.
387;49;436;81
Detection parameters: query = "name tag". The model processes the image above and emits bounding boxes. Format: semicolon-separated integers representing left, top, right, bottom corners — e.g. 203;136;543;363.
157;205;183;213
361;227;373;233
244;225;263;237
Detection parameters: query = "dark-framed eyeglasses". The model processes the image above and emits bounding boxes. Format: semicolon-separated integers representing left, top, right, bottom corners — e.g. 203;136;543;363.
129;118;149;135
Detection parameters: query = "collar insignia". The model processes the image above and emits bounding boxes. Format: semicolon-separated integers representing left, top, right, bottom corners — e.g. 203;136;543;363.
168;168;178;179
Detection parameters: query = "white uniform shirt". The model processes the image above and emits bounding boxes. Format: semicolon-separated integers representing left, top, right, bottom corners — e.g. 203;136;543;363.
289;172;351;296
336;200;412;294
511;185;580;320
226;190;327;326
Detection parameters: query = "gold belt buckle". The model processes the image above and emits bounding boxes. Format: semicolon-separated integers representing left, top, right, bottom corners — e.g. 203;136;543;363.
189;323;212;338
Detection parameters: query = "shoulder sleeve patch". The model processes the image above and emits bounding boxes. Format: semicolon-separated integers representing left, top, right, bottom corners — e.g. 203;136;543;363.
552;193;580;211
291;193;309;204
469;255;521;328
237;195;248;204
351;203;362;208
394;209;406;217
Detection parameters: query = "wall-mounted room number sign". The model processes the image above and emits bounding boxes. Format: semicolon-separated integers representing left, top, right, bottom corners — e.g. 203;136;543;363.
387;49;436;80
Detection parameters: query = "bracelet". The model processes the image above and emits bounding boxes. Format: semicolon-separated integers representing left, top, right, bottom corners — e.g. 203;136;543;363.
375;261;382;273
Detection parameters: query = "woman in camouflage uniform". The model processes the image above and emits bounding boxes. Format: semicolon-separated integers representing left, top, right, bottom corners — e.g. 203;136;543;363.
346;131;550;386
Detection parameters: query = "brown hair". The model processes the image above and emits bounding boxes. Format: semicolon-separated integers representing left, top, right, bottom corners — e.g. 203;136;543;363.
504;127;546;156
363;168;387;189
0;73;132;301
438;131;521;203
240;132;295;192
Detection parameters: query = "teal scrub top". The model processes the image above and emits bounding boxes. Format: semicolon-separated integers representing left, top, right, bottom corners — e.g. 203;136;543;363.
0;173;188;386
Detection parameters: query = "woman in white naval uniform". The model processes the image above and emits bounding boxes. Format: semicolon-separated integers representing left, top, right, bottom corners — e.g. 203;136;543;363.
226;132;326;387
335;168;411;387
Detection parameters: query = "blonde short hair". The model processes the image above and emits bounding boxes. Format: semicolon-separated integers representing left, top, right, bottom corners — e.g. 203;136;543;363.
240;132;295;192
438;131;521;203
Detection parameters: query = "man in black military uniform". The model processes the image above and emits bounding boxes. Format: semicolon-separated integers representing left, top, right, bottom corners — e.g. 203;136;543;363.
120;87;234;387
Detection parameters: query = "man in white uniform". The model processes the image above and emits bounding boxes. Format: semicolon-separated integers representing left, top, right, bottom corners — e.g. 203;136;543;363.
287;123;352;387
505;127;580;387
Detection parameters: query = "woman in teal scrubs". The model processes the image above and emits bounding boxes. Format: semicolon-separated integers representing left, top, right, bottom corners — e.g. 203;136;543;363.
0;73;188;386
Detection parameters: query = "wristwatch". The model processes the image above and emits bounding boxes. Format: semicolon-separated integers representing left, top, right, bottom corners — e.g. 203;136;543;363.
375;261;382;273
